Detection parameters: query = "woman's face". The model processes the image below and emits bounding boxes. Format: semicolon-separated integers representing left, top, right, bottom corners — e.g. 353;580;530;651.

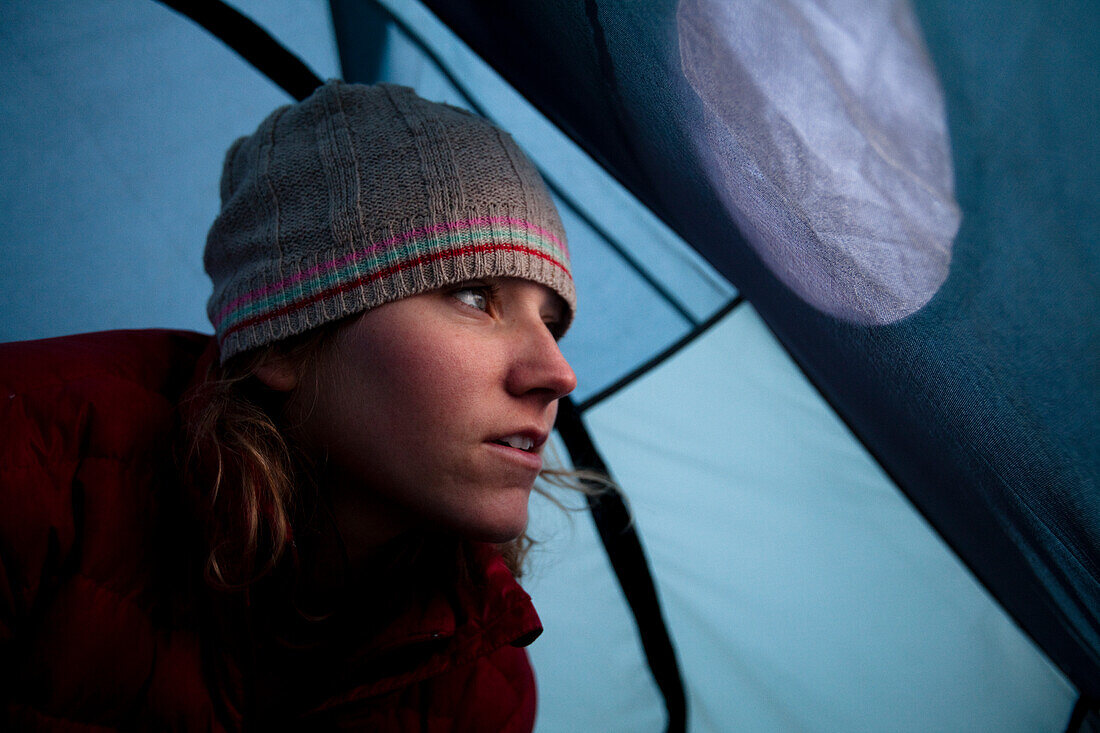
265;278;576;550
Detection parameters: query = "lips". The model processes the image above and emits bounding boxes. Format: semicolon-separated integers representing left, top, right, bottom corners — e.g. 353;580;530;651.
487;429;548;454
493;435;535;451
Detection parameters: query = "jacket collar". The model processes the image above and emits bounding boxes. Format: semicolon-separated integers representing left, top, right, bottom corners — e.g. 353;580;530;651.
312;541;542;709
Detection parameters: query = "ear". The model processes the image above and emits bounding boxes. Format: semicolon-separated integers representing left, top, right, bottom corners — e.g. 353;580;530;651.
254;358;300;392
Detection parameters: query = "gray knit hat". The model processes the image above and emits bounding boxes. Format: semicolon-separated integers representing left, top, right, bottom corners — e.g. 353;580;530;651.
205;81;574;362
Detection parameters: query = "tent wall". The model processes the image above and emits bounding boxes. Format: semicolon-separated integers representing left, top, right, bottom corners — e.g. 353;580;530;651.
563;305;1075;731
0;0;340;344
1;1;1092;730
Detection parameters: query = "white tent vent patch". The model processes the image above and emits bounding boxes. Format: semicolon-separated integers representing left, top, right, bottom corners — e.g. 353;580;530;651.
678;0;960;325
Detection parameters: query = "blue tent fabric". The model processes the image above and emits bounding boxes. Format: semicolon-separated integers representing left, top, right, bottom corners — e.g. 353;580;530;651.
419;0;1100;701
573;303;1076;730
1;0;1095;728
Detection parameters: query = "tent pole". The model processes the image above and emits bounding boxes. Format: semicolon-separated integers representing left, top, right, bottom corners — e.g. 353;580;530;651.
154;0;323;101
556;396;689;733
1064;695;1099;733
578;294;744;412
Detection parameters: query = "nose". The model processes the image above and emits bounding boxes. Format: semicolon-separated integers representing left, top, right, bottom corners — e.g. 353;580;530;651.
507;323;577;402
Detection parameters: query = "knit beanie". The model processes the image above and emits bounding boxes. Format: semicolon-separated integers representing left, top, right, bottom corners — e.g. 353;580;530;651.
204;81;574;362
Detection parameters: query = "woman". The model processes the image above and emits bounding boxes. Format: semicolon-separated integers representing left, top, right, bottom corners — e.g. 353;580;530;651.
0;81;576;730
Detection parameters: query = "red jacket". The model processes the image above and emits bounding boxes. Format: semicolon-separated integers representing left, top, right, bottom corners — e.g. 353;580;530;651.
0;329;542;731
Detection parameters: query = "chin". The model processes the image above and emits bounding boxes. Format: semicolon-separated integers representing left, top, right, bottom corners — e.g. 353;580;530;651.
458;503;530;545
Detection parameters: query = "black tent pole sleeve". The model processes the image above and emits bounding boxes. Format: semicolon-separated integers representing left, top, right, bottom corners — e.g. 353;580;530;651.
154;0;323;101
556;396;688;733
578;294;744;412
1065;695;1099;733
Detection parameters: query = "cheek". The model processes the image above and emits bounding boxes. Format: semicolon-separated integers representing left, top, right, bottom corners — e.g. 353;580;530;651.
365;333;471;419
328;324;490;459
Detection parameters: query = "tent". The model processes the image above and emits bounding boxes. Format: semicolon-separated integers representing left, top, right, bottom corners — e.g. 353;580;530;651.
3;1;1097;730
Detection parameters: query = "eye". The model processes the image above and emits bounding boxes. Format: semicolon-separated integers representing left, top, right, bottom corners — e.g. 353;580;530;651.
452;284;494;313
541;298;568;341
544;316;565;341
